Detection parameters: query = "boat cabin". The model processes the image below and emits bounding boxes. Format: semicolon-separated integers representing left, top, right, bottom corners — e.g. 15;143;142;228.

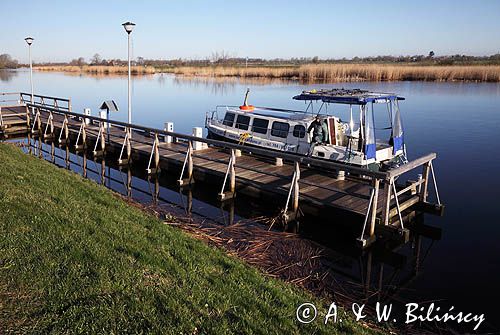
205;88;407;169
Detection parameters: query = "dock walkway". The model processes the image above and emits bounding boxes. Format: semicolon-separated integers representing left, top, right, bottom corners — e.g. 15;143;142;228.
0;93;444;247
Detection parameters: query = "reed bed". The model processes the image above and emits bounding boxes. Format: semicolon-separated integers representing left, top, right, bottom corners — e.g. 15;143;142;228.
168;63;500;82
35;65;156;75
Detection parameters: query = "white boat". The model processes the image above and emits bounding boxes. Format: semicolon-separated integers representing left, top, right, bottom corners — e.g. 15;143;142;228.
205;88;407;170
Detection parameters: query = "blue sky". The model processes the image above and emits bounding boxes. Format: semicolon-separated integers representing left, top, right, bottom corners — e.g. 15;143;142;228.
2;0;500;63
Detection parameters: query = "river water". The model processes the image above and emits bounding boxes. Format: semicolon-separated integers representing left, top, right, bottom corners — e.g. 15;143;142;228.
2;69;500;332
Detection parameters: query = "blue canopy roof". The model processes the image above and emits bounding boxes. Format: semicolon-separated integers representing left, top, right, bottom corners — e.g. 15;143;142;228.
293;88;405;105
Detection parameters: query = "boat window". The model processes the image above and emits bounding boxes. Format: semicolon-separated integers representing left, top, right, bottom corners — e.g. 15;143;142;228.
252;118;269;134
235;115;251;130
271;121;290;138
223;112;235;126
293;125;306;138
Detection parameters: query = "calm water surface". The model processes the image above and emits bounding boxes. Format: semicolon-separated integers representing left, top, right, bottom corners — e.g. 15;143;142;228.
2;69;500;331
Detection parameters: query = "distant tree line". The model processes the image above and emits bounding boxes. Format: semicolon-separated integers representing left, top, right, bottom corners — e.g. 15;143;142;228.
0;54;19;69
17;50;500;68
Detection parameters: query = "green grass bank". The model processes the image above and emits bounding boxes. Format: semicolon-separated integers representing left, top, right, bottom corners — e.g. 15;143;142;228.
0;143;375;334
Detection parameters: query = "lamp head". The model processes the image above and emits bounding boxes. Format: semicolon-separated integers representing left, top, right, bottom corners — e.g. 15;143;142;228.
122;22;136;34
25;37;34;46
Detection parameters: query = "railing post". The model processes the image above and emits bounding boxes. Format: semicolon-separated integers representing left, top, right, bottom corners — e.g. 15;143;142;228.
420;162;430;202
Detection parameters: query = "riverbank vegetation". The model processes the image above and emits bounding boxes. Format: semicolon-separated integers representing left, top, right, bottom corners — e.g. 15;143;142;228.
0;143;373;334
35;65;156;75
27;52;500;81
33;63;500;82
163;63;500;82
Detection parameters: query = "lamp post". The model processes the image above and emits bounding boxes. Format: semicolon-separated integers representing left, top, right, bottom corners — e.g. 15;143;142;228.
25;37;34;114
122;21;135;136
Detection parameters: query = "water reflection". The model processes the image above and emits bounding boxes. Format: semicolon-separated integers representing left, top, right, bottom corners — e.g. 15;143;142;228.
0;70;18;82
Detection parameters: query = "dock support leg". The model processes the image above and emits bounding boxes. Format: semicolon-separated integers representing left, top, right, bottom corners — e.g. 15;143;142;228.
369;178;380;237
147;133;161;175
218;149;236;201
31;108;41;136
420;162;430;202
75;119;87;151
357;186;376;248
82;154;87;178
118;128;132;165
93;122;106;158
282;162;300;223
58;116;69;145
43;112;55;141
293;161;300;213
381;178;392;225
177;141;194;186
25;106;31;129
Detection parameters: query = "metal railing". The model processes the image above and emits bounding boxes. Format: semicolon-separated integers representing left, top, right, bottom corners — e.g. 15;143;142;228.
5;91;442;248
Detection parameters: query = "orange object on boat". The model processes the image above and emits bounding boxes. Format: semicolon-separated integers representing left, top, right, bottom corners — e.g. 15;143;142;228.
239;105;255;111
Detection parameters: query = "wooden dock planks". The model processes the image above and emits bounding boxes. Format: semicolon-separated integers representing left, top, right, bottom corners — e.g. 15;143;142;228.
4;105;420;225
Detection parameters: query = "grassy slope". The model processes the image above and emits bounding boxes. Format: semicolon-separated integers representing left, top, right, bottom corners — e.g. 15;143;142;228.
0;144;373;334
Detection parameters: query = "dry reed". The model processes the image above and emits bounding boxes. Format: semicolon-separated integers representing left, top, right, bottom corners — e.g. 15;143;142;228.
167;63;500;82
35;65;156;75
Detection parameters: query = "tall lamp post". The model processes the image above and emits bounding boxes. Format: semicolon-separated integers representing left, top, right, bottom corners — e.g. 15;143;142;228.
25;37;34;114
122;21;135;136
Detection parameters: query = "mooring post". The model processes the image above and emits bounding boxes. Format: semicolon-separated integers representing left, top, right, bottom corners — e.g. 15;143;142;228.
235;149;242;157
164;122;174;143
82;154;87;178
100;159;106;185
65;146;70;169
275;157;283;166
50;142;55;163
381;178;392;225
293;161;300;212
369;178;380;237
126;168;132;198
420;162;430;202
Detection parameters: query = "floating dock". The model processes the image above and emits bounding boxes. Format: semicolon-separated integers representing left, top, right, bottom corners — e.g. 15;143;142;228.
0;92;444;248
